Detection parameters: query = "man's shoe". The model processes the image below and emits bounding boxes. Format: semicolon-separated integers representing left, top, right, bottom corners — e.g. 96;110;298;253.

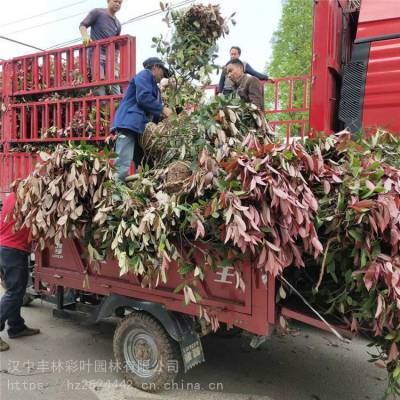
0;337;10;351
8;326;40;339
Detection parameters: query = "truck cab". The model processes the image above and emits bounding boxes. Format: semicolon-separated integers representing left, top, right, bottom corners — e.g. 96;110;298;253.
310;0;400;134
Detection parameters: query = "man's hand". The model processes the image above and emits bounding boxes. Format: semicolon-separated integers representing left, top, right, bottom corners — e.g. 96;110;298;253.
82;35;92;47
267;78;276;83
159;78;170;92
162;106;173;118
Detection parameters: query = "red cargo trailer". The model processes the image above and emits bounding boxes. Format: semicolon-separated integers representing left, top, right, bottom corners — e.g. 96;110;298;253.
34;237;349;391
1;0;400;392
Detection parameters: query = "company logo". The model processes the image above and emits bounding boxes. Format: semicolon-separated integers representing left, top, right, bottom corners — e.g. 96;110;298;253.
214;266;235;284
52;244;64;259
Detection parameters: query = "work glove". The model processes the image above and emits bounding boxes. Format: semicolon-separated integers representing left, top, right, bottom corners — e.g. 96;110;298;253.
82;35;92;47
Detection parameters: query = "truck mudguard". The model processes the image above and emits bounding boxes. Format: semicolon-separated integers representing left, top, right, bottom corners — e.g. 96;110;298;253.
95;294;194;342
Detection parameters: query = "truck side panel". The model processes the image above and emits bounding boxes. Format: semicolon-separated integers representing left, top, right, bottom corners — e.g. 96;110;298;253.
362;38;400;132
339;0;400;133
309;0;348;134
35;239;276;336
356;0;400;40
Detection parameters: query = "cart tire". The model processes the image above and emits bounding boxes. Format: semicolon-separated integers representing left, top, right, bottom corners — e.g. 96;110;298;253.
113;312;181;392
215;323;241;338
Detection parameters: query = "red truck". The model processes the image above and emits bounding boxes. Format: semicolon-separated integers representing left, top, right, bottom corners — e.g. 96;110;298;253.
0;0;400;392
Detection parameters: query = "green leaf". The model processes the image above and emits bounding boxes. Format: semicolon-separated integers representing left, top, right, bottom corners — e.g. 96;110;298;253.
349;229;363;242
174;282;186;294
179;264;194;276
220;258;233;267
346;296;353;306
360;249;368;268
385;332;398;341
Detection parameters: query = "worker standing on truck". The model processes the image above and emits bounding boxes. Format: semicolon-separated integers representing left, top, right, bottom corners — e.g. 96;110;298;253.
218;46;270;96
79;0;123;95
0;192;40;352
111;57;173;182
225;59;265;111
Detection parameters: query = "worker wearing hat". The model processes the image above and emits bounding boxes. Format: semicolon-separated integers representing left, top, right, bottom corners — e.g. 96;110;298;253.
111;57;173;181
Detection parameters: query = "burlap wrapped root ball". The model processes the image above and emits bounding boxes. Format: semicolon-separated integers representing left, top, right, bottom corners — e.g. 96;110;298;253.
139;119;175;155
164;161;192;194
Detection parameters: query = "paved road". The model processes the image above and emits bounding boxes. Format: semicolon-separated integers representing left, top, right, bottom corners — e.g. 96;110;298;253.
0;297;388;400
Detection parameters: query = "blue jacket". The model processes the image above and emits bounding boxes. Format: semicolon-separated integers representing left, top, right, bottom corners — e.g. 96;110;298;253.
218;62;269;93
112;69;163;135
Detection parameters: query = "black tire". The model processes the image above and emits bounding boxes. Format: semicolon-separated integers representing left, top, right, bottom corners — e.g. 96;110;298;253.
214;323;241;338
113;312;181;392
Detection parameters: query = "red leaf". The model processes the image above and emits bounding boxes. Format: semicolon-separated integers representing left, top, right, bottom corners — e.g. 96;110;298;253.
351;317;359;332
365;180;375;191
195;220;205;240
387;343;399;363
369;215;378;234
311;237;323;254
220;160;238;173
351;200;375;211
304;153;314;171
375;294;385;318
204;203;212;217
273;187;288;200
258;246;267;268
323;180;331;195
266;241;281;252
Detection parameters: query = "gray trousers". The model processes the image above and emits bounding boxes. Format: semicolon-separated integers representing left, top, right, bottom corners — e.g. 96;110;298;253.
115;129;142;181
95;60;121;97
88;48;121;96
0;246;29;334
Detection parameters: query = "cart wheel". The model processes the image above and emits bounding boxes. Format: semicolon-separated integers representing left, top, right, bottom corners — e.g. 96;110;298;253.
113;312;181;392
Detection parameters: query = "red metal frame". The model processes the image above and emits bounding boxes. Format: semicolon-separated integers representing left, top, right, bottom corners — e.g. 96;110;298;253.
0;36;136;200
1;61;13;147
1;77;311;198
9;78;311;143
280;307;352;339
206;77;311;140
0;152;39;195
0;61;3;103
265;76;310;140
10;95;122;142
9;35;136;96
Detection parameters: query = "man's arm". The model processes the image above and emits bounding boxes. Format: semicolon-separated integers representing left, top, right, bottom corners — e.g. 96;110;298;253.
247;78;265;111
245;63;269;81
135;72;164;118
218;71;226;94
79;9;98;45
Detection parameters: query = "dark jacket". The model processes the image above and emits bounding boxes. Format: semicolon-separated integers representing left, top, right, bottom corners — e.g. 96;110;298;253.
111;69;163;135
233;74;265;111
218;62;269;94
